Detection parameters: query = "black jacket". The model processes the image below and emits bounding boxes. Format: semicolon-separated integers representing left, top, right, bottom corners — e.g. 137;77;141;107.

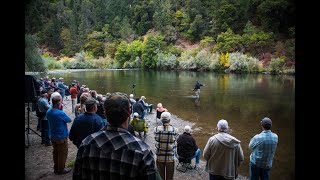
177;132;198;159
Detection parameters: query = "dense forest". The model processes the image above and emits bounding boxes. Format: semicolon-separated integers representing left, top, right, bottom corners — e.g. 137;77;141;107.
25;0;295;74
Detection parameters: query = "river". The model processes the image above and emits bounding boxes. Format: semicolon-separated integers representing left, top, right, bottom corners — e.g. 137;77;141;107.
46;69;295;179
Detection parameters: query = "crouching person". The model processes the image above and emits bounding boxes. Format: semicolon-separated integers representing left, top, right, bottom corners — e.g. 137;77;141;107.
130;112;148;138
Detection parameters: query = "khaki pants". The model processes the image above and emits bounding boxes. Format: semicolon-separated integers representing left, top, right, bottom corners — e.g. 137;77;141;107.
156;160;174;180
195;89;200;98
71;98;77;112
51;138;68;173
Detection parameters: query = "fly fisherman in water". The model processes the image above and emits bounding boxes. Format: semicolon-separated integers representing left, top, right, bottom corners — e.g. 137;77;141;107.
194;80;204;98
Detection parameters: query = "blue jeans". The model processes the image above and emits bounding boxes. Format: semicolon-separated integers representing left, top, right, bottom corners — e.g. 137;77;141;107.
250;161;271;180
101;118;107;127
41;120;51;145
192;148;201;164
140;111;146;119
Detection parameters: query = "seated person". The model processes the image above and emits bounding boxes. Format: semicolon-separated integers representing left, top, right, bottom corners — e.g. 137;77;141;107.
177;125;201;169
130;112;148;138
156;103;168;119
139;96;153;114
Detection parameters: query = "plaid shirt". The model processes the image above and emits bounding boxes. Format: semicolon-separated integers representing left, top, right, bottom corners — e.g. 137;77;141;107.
73;125;156;180
249;130;278;169
154;124;179;162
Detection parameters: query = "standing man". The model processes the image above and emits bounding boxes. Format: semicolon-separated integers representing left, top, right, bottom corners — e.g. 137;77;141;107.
70;83;78;113
194;80;204;98
203;119;244;180
69;97;103;148
133;97;146;119
57;77;68;103
249;117;278;180
73;92;157;179
38;90;52;146
154;112;179;180
47;94;72;174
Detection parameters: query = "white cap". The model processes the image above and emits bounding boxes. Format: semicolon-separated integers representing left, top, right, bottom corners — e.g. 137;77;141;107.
184;125;191;133
133;112;139;117
157;103;163;108
130;94;134;98
217;119;229;131
161;112;171;121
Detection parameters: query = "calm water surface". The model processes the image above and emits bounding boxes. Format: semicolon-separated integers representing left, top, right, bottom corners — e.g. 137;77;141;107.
49;69;295;179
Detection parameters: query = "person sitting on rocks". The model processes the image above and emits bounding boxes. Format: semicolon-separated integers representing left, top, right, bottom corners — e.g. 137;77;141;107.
156;103;168;119
177;125;201;170
139;96;153;114
130;112;148;138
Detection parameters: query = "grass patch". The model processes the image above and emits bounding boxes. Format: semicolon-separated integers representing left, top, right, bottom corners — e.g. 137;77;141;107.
67;159;75;168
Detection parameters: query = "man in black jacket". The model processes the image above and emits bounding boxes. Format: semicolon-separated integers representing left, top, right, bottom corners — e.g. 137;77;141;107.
177;125;201;169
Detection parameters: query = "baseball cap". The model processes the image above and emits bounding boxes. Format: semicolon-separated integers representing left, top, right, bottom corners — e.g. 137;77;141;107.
261;117;272;126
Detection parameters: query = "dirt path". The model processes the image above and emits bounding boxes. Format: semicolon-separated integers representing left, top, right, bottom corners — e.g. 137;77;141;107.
25;96;248;180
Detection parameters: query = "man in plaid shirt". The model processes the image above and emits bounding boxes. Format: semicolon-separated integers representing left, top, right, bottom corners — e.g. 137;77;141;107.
249;117;278;180
73;92;157;180
154;112;179;180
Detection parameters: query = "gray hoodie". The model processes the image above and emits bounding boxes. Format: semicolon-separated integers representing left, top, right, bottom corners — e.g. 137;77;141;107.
203;132;244;179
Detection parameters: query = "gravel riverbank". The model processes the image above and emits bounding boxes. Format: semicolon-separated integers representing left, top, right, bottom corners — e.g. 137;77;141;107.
25;96;248;180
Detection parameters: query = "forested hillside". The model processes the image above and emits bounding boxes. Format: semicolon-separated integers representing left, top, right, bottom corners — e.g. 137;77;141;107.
25;0;295;74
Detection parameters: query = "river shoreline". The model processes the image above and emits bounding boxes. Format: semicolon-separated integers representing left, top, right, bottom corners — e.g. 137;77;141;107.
25;95;248;180
24;68;295;76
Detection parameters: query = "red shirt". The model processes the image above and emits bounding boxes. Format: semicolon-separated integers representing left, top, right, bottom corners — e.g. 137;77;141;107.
70;86;78;99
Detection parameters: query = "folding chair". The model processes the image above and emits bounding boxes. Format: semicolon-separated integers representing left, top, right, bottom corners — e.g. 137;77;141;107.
176;156;194;173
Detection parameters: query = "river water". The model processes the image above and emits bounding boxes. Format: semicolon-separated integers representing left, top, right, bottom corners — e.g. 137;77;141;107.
47;69;295;179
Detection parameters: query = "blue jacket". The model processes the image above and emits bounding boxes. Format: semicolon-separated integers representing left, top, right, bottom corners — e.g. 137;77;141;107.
69;112;103;148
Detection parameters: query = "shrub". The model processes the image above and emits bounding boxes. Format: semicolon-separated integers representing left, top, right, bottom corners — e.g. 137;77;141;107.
200;36;215;49
75;51;86;62
228;52;262;73
229;52;248;72
208;53;221;71
42;56;63;70
219;52;230;68
268;57;285;73
87;56;114;69
194;49;211;71
177;50;196;70
157;53;177;70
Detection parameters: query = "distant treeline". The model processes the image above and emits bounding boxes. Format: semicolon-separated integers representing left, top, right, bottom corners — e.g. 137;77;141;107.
25;0;295;74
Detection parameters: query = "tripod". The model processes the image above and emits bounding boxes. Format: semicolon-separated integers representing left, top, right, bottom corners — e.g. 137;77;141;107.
131;83;136;95
25;102;41;147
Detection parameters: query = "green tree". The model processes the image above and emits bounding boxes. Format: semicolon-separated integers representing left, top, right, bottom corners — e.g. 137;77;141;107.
141;35;166;69
214;29;243;53
25;34;47;72
114;41;129;67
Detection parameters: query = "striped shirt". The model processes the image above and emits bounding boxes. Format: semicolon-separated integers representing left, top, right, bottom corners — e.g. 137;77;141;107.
73;125;156;180
154;124;179;162
249;130;278;169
